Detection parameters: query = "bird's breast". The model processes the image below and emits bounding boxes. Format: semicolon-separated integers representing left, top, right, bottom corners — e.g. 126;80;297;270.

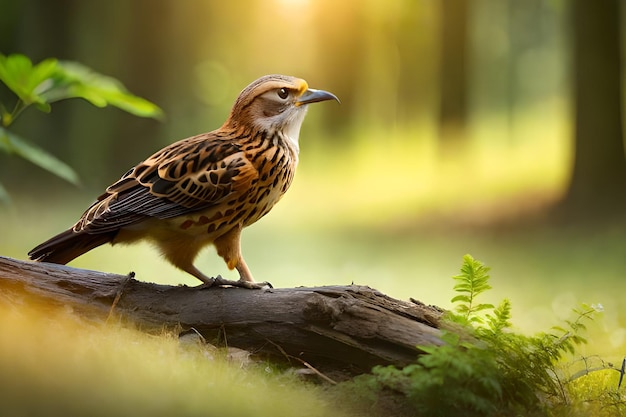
157;139;296;239
242;139;297;225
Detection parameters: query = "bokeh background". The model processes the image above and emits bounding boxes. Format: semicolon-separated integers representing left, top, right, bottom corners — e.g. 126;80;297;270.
1;0;625;356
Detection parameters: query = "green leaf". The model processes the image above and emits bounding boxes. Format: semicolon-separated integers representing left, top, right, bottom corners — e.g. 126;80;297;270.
0;129;10;153
0;180;10;204
0;53;163;121
0;53;57;109
451;295;471;304
472;303;495;312
0;128;79;185
44;61;164;119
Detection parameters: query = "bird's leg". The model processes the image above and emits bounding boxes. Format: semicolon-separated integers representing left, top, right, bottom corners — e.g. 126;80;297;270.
213;227;272;289
183;264;220;287
158;243;221;287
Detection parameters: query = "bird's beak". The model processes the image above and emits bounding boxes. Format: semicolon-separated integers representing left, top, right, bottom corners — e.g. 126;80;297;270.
296;88;340;106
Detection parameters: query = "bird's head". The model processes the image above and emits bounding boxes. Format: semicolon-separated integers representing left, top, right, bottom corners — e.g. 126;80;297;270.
224;74;339;150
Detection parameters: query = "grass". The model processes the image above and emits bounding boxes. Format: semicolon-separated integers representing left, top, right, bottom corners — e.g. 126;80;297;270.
0;301;342;417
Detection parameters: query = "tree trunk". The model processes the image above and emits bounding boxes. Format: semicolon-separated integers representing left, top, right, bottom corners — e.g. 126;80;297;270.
438;0;469;147
0;256;444;381
561;0;626;219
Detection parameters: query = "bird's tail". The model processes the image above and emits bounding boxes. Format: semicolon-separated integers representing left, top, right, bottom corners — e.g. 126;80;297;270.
28;229;117;265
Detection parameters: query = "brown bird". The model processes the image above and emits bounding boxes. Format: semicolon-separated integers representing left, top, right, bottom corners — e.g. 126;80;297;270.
29;74;338;289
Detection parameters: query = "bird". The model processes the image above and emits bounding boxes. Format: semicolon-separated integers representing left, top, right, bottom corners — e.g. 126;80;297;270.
28;74;339;289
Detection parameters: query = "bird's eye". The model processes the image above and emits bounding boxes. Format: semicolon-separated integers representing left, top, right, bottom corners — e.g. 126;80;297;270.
277;88;289;100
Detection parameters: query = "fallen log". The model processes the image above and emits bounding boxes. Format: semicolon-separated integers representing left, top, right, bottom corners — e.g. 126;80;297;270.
0;255;444;379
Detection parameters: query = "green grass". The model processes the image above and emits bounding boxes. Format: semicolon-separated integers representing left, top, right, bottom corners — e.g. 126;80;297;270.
0;302;342;417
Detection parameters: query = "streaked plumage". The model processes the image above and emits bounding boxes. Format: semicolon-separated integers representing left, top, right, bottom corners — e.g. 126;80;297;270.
29;74;338;288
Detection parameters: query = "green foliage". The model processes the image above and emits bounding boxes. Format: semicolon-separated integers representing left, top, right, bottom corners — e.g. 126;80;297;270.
373;332;504;417
0;53;163;203
450;253;494;325
0;128;79;186
0;53;163;124
366;254;615;417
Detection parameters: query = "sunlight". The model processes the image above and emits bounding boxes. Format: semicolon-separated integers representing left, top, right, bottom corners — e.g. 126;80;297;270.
275;0;311;13
272;0;314;28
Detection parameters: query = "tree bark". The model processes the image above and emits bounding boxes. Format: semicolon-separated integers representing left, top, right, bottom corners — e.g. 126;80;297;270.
561;0;626;218
0;256;444;380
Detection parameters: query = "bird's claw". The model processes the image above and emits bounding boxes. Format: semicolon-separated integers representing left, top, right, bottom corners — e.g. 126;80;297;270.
198;275;273;290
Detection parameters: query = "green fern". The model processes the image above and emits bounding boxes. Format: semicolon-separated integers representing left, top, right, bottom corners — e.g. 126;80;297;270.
364;254;609;417
373;333;503;417
484;299;512;335
449;254;494;325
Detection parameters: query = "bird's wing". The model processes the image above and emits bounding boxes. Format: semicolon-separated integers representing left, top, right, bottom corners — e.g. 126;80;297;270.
73;134;259;234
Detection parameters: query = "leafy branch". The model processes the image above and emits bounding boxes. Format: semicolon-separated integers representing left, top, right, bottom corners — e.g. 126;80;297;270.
0;53;163;203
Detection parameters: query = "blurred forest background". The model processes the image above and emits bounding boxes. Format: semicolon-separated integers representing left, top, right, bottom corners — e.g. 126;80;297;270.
1;0;626;354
